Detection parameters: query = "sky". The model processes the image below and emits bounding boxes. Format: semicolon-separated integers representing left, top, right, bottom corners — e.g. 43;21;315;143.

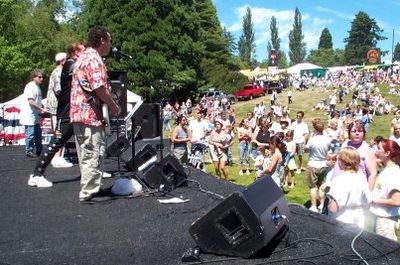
212;0;400;64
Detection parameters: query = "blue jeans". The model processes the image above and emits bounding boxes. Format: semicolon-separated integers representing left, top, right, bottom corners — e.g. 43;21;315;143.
24;124;42;155
238;142;250;166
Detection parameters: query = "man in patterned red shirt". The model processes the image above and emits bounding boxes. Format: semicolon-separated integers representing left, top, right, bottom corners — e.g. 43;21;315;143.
70;26;120;202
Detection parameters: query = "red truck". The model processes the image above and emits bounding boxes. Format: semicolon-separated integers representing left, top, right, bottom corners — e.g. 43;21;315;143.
234;84;265;100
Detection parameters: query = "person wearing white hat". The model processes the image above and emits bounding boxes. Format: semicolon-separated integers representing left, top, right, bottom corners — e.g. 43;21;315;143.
45;52;72;168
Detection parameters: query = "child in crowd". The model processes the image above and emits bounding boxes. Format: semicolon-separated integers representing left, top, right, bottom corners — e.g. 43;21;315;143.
327;147;370;228
253;146;266;179
318;152;338;213
369;135;384;154
283;131;297;188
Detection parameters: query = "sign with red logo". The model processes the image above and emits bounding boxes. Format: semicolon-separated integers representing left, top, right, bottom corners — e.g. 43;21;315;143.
366;49;379;64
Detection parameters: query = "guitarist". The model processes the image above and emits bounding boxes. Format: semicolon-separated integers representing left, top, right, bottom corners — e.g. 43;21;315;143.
70;26;120;202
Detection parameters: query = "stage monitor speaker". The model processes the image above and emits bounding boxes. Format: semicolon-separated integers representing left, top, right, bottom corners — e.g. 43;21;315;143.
108;71;128;119
189;177;290;258
106;132;131;157
137;137;171;158
133;103;161;139
141;154;187;191
122;143;157;172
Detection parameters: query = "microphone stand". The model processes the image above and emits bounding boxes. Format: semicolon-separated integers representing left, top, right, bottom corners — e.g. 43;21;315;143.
114;49;166;161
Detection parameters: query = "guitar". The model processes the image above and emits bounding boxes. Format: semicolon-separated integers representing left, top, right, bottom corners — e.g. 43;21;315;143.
102;103;111;136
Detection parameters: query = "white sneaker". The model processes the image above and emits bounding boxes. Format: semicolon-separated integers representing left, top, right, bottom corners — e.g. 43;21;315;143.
239;170;244;175
28;174;53;188
245;170;251;175
52;157;73;168
100;171;112;178
309;206;319;213
296;169;301;174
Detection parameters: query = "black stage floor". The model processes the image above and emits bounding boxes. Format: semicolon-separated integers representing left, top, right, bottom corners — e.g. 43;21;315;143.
1;146;400;265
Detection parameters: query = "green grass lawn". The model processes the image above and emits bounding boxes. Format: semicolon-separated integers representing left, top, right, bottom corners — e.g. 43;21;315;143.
188;84;399;207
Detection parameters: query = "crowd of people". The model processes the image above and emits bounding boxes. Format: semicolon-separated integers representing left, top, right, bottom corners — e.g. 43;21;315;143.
13;25;400;240
166;66;400;241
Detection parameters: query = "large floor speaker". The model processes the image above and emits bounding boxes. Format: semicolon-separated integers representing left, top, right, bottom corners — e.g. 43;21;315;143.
121;137;171;171
122;143;157;171
189;177;290;258
132;103;161;139
140;154;187;191
137;137;171;157
108;71;128;119
105;132;131;157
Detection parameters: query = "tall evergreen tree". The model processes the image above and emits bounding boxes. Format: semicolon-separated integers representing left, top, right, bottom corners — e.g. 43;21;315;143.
266;16;287;68
393;42;400;61
267;16;280;54
344;11;386;65
238;7;255;68
223;27;237;55
318;28;333;49
288;7;306;65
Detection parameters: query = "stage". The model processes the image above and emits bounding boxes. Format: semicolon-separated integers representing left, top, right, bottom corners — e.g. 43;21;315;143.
1;145;400;265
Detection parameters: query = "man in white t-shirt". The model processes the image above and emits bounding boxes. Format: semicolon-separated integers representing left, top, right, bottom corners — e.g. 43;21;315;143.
20;69;48;157
189;112;209;144
290;111;309;173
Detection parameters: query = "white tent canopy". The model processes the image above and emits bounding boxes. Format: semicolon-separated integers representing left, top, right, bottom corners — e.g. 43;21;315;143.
285;63;322;75
0;94;26;110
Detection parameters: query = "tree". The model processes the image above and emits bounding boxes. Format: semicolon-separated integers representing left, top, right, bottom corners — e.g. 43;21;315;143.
344;11;386;65
267;16;280;55
306;48;345;67
222;27;237;55
393;42;400;61
318;28;333;49
238;7;255;68
288;7;306;65
78;0;243;101
266;16;287;68
0;0;79;102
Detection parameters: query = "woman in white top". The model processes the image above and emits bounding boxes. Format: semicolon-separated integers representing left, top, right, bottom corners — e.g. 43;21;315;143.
370;139;400;241
262;135;285;188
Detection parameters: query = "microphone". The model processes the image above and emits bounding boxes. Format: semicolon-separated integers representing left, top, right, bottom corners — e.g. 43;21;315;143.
112;47;133;59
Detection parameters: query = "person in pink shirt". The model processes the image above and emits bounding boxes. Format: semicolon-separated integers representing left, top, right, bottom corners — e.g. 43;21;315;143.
70;26;120;202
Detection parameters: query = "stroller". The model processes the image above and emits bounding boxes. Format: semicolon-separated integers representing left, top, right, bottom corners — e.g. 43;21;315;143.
188;140;208;170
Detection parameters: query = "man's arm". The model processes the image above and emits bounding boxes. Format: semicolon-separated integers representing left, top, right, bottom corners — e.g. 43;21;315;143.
95;86;120;116
28;98;46;113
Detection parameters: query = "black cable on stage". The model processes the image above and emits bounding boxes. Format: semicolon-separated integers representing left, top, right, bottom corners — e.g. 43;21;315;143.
186;178;225;200
288;203;394;265
185;236;335;265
